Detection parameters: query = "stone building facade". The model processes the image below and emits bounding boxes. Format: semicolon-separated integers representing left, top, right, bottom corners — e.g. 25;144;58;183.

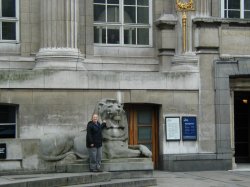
0;0;250;171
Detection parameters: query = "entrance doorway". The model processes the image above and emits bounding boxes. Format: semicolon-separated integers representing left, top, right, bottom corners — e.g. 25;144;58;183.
124;104;159;168
234;91;250;163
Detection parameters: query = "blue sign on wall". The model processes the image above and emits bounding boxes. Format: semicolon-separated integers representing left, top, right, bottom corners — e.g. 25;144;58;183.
182;116;197;141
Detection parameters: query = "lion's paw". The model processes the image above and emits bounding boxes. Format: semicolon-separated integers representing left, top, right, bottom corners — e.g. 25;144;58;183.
139;145;152;158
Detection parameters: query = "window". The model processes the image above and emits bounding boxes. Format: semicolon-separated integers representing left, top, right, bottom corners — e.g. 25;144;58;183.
222;0;250;19
94;0;152;46
0;105;17;139
0;0;19;42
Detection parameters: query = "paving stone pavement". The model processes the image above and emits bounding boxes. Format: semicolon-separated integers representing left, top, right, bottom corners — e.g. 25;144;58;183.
1;169;250;187
153;170;250;187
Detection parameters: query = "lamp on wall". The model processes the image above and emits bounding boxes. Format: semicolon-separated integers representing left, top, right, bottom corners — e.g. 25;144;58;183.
242;99;248;104
176;0;195;53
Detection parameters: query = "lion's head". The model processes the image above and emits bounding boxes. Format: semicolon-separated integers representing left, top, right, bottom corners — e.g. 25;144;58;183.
94;98;128;141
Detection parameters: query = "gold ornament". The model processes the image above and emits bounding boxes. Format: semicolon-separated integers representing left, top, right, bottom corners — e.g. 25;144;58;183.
176;0;194;11
176;0;195;53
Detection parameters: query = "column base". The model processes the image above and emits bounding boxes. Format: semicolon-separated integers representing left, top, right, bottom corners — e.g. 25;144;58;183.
35;48;86;70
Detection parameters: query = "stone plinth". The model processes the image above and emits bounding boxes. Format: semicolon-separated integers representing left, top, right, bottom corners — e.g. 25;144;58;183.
66;158;154;173
102;158;154;171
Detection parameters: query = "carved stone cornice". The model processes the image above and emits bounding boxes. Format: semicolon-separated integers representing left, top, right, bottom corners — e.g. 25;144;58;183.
155;14;178;29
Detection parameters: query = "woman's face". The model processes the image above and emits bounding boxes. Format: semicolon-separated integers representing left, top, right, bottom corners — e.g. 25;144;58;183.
92;114;98;123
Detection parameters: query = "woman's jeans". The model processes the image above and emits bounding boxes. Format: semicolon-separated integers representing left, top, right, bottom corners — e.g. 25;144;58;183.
88;147;102;170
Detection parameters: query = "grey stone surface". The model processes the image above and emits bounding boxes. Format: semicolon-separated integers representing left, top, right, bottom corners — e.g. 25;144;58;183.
194;27;219;48
175;160;231;171
159;153;232;171
102;159;154;171
215;61;239;78
238;59;250;74
154;170;250;187
217;104;231;124
0;172;111;187
0;171;158;187
0;139;40;171
216;140;232;154
110;170;153;179
215;90;230;105
216;123;231;141
0;70;199;90
221;27;250;56
0;161;22;171
67;159;154;172
199;104;215;124
198;139;216;153
215;77;230;90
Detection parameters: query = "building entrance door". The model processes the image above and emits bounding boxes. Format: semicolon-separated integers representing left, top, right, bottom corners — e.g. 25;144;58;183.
234;91;250;163
124;104;159;168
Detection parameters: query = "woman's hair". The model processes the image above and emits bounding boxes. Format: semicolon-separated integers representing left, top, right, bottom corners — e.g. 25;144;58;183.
91;113;98;120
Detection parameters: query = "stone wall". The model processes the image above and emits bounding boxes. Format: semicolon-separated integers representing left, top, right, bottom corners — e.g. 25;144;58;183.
0;88;198;139
2;0;250;172
0;139;40;171
0;87;199;171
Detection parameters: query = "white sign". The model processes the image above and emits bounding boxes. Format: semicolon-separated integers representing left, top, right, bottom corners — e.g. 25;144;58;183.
165;117;180;140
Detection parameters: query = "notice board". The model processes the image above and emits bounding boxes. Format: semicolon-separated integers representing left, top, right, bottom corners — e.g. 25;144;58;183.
182;116;197;141
165;117;180;141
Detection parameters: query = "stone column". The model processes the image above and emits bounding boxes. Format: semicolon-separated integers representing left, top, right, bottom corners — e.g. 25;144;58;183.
35;0;85;70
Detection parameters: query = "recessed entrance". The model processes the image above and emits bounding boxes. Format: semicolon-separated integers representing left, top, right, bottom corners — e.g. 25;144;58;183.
234;91;250;163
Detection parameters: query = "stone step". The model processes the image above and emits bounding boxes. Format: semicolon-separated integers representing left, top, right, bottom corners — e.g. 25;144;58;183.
61;178;157;187
0;172;111;187
65;164;154;178
66;158;154;173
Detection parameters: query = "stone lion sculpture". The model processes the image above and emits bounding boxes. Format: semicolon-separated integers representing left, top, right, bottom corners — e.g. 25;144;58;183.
39;98;151;163
95;98;152;159
39;132;89;165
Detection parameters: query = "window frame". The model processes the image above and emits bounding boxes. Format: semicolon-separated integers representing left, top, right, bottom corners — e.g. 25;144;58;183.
93;0;153;47
0;0;19;43
221;0;250;19
0;104;18;139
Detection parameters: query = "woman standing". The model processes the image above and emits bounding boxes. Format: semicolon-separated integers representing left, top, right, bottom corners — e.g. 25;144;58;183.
86;114;106;172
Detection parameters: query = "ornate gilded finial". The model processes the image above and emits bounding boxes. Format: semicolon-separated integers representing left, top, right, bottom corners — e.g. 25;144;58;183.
176;0;194;11
176;0;195;53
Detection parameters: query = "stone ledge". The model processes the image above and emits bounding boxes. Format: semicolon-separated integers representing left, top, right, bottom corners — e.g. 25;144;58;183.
193;17;250;25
